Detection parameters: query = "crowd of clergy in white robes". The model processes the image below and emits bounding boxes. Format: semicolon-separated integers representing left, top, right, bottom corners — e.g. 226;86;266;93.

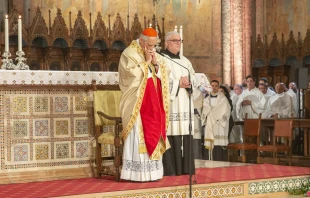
193;75;304;161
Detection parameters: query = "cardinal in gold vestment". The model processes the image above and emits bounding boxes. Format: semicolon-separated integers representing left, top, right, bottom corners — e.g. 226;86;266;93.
118;28;170;182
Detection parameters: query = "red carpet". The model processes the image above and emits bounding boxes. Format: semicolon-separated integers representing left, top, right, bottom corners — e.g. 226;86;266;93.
1;164;309;198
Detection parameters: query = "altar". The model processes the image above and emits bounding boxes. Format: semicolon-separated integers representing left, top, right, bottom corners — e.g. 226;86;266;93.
0;70;209;184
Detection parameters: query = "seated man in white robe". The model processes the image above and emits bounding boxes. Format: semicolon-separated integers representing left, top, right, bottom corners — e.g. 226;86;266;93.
201;80;231;161
266;83;294;145
236;75;266;120
266;83;294;118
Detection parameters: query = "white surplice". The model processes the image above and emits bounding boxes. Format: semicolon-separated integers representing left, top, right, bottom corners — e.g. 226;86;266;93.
201;92;231;149
236;87;266;119
266;92;294;118
163;55;196;136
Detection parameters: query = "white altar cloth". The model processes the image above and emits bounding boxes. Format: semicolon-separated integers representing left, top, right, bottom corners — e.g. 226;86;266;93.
0;70;209;86
0;70;119;85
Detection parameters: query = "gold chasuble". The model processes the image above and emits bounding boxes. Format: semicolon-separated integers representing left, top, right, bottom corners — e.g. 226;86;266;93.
118;40;170;160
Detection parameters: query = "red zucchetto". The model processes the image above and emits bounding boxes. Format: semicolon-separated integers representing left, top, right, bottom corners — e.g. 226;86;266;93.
142;28;158;37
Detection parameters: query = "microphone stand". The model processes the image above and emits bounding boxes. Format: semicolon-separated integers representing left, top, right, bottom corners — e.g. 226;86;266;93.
157;51;195;198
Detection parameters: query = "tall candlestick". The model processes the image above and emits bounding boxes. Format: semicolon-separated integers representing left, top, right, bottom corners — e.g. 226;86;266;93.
128;0;130;15
5;15;9;52
180;25;183;56
18;15;22;52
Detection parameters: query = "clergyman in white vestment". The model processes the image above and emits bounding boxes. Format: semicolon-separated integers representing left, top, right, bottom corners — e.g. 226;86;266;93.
201;80;231;161
266;83;294;119
161;31;196;176
236;75;266;120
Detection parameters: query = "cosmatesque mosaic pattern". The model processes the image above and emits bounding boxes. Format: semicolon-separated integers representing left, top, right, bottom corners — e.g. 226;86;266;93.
0;73;207;173
248;177;310;195
0;89;93;171
106;184;244;198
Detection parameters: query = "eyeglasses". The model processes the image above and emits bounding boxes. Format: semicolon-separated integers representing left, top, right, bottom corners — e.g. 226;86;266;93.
168;39;183;44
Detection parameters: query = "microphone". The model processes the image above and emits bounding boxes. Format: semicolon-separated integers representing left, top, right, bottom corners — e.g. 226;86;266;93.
156;51;192;94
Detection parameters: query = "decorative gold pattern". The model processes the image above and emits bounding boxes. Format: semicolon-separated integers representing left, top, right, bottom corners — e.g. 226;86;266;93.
121;41;150;141
35;144;49;160
204;138;214;150
138;125;147;154
159;63;170;130
150;137;166;160
13;97;27;112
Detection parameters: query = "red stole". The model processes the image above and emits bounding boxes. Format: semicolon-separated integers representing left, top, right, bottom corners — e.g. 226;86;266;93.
140;77;166;157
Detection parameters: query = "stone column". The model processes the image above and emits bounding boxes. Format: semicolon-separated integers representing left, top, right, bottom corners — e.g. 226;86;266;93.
243;0;254;77
232;0;243;84
211;0;222;82
255;0;264;38
222;0;231;84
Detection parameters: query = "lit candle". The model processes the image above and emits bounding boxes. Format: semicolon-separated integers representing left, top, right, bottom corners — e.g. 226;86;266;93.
4;15;9;52
174;25;177;32
18;15;22;52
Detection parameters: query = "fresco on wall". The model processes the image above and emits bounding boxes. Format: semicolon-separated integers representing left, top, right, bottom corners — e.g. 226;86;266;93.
265;0;310;42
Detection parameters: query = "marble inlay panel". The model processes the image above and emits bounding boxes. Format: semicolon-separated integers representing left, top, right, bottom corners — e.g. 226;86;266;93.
33;119;49;138
75;141;89;158
55;142;70;159
74;118;89;137
11;120;28;138
13;144;29;162
248;177;310;195
54;96;69;113
54;118;70;137
33;96;49;114
34;143;50;160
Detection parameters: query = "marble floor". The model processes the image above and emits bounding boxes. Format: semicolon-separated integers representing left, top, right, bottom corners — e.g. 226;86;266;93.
195;159;251;168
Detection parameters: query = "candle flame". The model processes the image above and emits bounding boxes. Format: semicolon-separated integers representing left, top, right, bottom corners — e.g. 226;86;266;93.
19;15;21;19
5;15;8;19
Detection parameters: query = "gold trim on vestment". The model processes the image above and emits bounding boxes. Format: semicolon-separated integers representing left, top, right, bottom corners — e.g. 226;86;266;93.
159;64;170;130
204;138;214;150
139;124;147;153
150;137;166;160
121;41;149;141
150;66;157;88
